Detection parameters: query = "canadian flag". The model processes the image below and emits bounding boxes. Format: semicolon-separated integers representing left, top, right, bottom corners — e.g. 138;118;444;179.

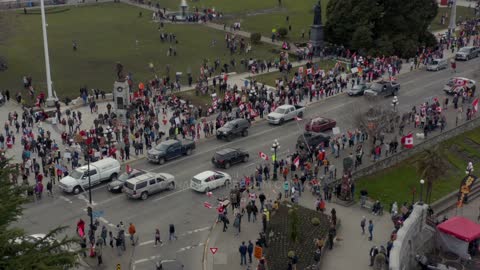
259;151;269;161
401;133;414;149
293;156;300;167
295;116;302;121
126;164;133;174
306;68;313;75
472;98;479;113
204;202;212;209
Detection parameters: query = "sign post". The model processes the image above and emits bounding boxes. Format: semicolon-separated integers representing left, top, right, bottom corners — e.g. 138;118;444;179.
210;247;218;266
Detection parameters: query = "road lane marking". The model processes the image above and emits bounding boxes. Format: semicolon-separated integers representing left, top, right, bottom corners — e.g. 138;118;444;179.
59;196;73;203
137;226;210;247
177;242;204;252
152;187;191;202
76;194;97;206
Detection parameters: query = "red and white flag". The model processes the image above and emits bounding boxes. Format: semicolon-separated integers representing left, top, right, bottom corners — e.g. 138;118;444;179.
306;68;313;75
204;202;212;209
472;98;479;113
401;133;414;149
126;164;133;174
259;152;269;161
295;116;302;121
293;156;300;167
206;191;213;197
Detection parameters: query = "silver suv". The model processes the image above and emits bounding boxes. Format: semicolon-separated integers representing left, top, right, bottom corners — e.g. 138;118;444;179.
124;173;175;200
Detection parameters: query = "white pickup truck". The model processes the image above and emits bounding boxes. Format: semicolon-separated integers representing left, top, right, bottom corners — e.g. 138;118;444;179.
59;158;121;194
267;104;305;125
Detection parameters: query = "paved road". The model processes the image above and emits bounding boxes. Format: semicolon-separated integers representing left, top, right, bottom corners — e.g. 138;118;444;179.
14;57;480;270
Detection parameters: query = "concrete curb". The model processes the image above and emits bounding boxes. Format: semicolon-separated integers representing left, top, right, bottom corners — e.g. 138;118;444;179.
202;219;218;270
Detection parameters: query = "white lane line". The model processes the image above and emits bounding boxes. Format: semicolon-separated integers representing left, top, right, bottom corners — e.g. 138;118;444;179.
152;187;191;202
134;244;204;265
76;194;97;206
94;194;125;206
243;162;256;168
137;226;210;246
59;196;73;203
177;242;204;252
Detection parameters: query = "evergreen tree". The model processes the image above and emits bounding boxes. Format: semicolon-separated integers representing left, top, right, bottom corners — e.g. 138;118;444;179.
0;160;80;270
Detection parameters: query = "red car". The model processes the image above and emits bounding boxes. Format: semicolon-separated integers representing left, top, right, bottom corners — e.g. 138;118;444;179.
305;117;336;133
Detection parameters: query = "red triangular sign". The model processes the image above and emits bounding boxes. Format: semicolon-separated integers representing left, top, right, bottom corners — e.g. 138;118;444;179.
210;247;218;255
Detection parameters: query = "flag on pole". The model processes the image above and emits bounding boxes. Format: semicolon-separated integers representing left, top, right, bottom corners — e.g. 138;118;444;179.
401;133;414;149
293;156;300;167
259;152;269;161
204;202;212;209
295;116;302;121
472;98;479;113
126;165;133;174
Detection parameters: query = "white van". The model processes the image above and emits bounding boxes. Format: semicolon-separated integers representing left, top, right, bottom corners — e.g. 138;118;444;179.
59;158;120;194
190;170;231;193
426;58;448;71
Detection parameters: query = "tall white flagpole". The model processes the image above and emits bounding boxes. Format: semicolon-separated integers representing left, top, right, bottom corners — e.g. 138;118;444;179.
40;0;56;106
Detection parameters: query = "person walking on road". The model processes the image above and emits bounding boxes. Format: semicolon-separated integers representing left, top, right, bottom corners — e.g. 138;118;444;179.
239;241;247;265
360;216;366;235
368;220;374;241
222;214;229;232
169;224;177;240
96;237;103;265
247;240;254;263
155;228;163;246
109;231;114;248
101;225;107;245
233;212;243;235
128;223;136;246
369;246;378;266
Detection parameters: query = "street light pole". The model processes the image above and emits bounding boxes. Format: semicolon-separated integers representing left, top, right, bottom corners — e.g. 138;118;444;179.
40;0;56;106
419;179;425;205
271;139;280;180
85;134;93;231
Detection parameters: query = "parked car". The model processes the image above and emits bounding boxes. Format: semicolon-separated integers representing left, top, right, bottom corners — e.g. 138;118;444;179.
455;46;480;61
267;104;305;124
147;139;195;164
212;148;249;169
123;172;176;200
426;58;448;71
364;81;400;97
347;84;368;96
305;117;336;133
190;171;231;193
59;158;120;194
216;118;251;141
296;132;330;152
107;169;146;193
443;77;476;95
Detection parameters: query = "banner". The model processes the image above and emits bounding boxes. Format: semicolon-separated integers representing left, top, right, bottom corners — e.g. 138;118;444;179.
457;174;477;208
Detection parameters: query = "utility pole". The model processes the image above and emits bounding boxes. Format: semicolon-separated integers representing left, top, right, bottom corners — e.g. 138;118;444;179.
40;0;57;106
448;0;457;39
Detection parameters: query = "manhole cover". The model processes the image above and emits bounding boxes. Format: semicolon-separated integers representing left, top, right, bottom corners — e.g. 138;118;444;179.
443;251;460;261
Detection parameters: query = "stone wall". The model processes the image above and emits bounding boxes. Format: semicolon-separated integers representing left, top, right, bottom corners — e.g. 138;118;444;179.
389;204;435;270
351;115;480;180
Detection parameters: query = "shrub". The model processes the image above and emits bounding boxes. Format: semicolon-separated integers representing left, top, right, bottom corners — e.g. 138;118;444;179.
277;27;288;37
311;217;320;226
250;32;262;44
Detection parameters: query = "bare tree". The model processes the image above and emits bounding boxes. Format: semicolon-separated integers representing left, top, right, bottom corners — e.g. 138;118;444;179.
414;147;449;204
354;98;399;144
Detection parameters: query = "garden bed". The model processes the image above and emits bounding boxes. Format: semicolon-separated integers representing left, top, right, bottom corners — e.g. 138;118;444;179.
265;203;330;269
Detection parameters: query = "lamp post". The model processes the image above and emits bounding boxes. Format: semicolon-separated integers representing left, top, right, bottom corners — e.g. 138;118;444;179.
105;126;113;152
448;0;457;39
85;133;94;231
419;179;425;205
271;139;280;180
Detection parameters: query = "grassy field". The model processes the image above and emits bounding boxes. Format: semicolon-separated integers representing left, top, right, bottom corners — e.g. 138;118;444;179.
430;6;478;32
154;0;281;13
356;127;480;207
0;3;278;99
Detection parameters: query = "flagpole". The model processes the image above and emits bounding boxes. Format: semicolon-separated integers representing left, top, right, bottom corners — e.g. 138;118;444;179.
40;0;56;106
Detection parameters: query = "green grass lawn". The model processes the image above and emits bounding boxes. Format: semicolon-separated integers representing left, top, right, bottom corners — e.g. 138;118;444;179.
154;0;281;13
0;3;278;99
253;59;336;86
356;127;480;207
430;6;478;32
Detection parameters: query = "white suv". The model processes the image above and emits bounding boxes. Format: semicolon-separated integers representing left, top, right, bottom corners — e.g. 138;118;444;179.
190;171;230;193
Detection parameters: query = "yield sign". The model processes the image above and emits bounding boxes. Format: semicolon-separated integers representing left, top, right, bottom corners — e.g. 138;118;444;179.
210;247;218;255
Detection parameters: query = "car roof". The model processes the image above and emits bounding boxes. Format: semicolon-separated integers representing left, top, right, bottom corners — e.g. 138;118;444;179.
311;117;326;121
193;170;224;180
162;140;178;146
126;173;156;184
216;148;238;155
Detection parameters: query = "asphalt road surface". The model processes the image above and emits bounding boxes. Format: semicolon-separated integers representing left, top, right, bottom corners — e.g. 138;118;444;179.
15;58;480;270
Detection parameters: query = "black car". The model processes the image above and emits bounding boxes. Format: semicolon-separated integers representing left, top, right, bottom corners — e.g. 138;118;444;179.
296;132;330;152
347;84;368;96
212;148;249;169
216;118;251;141
107;169;146;193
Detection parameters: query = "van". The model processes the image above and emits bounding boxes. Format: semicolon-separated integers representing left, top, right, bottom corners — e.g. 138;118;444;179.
123;173;175;200
59;158;120;194
190;170;231;193
426;58;448;71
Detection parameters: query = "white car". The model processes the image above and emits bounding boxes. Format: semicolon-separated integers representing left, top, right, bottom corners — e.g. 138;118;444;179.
190;171;231;193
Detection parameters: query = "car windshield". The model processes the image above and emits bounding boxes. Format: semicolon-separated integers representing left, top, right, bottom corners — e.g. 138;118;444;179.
70;170;84;179
214;153;226;160
352;85;363;90
155;144;169;151
118;173;130;182
370;83;383;92
274;108;286;114
458;48;470;53
224;122;234;128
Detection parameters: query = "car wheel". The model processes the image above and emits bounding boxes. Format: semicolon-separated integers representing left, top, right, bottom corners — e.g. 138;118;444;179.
110;173;118;182
168;182;175;190
242;130;248;137
279;118;284;124
298;112;303;118
204;187;210;193
186;149;192;156
224;179;230;187
141;192;148;200
225;162;231;169
243;155;249;162
73;186;82;194
159;158;165;165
